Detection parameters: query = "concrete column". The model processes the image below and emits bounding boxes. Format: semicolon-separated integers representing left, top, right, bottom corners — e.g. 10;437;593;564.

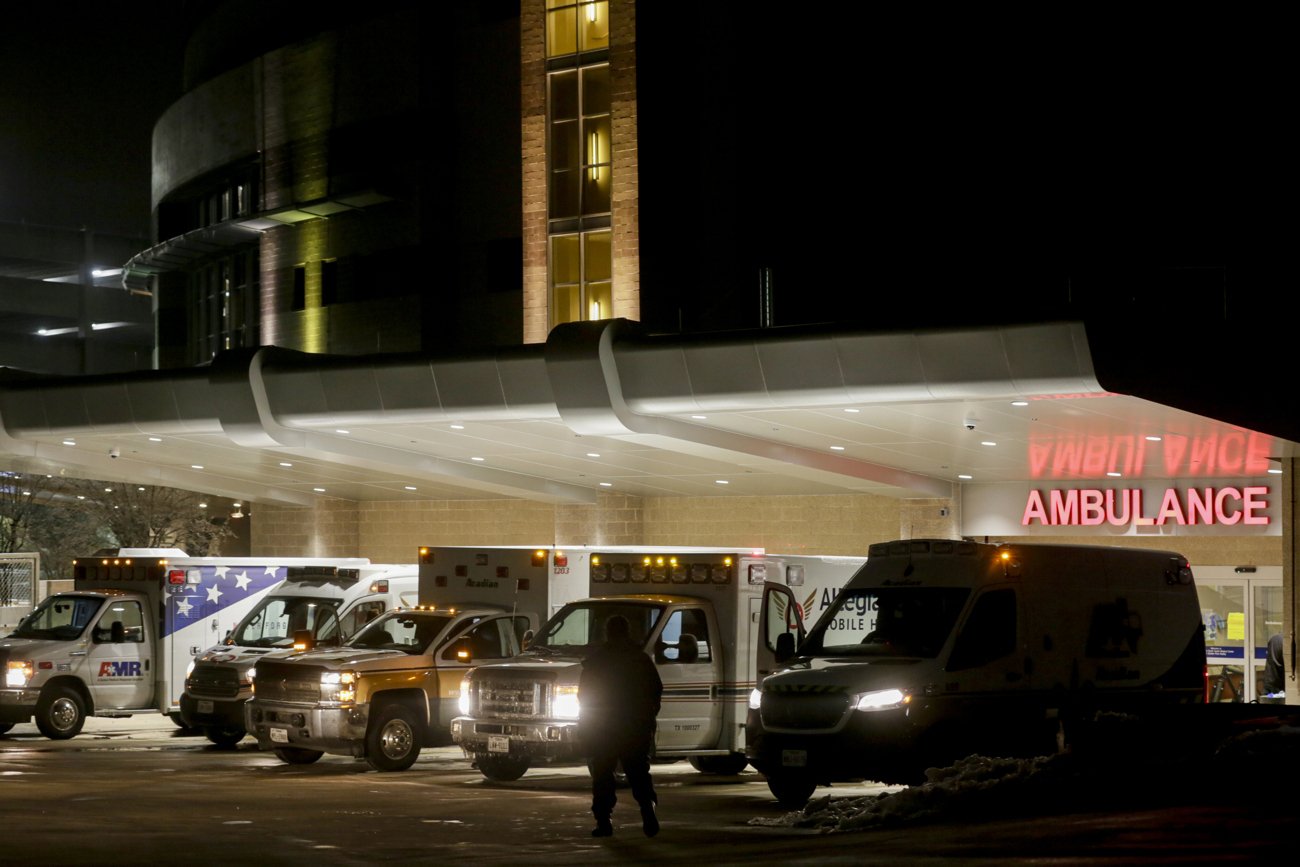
1283;457;1297;703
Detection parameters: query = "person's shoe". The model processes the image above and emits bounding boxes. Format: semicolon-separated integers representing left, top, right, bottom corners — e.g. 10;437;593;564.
591;819;613;838
641;801;659;838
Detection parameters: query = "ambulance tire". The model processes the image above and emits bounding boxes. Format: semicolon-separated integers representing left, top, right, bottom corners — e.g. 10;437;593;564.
0;723;13;735
204;726;247;749
477;755;530;782
36;686;86;740
365;704;421;772
273;746;324;764
765;773;817;810
689;753;750;775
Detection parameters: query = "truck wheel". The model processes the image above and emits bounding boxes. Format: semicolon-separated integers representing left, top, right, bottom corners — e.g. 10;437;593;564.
365;704;422;772
36;686;86;740
477;755;529;782
0;723;14;735
168;712;190;729
204;726;247;749
690;753;750;775
766;773;817;810
273;746;324;764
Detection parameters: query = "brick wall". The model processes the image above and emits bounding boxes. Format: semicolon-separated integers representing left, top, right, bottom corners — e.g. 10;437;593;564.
520;1;549;344
609;0;640;323
252;499;360;558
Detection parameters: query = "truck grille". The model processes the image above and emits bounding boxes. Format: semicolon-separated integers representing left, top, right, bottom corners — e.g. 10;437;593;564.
188;663;242;699
253;661;323;705
474;673;552;719
761;691;851;730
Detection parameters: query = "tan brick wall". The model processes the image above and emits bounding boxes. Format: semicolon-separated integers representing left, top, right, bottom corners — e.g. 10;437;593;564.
900;497;960;540
609;0;639;323
555;492;644;546
521;1;549;344
251;499;359;558
357;499;557;564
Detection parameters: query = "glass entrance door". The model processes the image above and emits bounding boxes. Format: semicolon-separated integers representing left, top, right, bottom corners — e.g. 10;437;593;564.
1195;567;1283;704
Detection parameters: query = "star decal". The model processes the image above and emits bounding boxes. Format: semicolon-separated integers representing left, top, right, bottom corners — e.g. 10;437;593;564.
215;566;230;579
175;597;194;617
206;585;223;604
264;566;280;577
234;571;252;591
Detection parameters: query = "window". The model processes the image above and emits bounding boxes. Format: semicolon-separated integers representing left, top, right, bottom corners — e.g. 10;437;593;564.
321;259;339;306
656;609;712;663
338;600;386;640
548;65;611;222
291;265;307;311
546;0;609;58
946;589;1017;671
550;230;611;324
94;601;145;643
441;618;511;661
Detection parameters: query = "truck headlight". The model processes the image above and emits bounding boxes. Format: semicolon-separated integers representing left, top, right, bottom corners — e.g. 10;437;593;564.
853;688;909;712
458;677;471;716
748;688;763;710
553;684;580;720
247;665;256;695
320;670;358;706
6;660;34;688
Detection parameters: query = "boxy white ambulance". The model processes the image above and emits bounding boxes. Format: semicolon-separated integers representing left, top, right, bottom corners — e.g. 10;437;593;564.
181;562;419;747
450;547;864;781
0;550;370;739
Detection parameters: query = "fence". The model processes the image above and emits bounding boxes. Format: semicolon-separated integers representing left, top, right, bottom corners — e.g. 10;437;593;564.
1;553;40;633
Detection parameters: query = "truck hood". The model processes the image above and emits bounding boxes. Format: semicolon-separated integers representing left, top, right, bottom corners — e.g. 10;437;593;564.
471;655;584;677
194;645;282;670
763;656;928;692
0;636;82;660
272;647;417;671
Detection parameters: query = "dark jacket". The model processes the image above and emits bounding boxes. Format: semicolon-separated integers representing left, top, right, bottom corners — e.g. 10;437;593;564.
578;637;663;753
1263;633;1285;694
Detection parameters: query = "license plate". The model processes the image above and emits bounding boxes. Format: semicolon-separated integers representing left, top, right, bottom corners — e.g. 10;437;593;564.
270;727;289;744
781;749;807;768
197;700;214;714
488;735;510;753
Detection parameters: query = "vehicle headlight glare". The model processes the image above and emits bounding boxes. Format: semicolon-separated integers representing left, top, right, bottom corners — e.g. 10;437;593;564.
320;670;358;705
553;684;580;720
6;660;34;688
747;688;763;710
458;678;471;716
853;688;909;712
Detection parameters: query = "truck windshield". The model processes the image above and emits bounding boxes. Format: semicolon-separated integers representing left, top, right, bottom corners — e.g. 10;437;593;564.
527;601;664;654
346;611;453;655
226;595;342;648
801;587;970;658
9;595;103;641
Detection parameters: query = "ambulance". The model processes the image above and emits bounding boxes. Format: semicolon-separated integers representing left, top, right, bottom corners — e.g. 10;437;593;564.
450;547;864;781
0;550;368;739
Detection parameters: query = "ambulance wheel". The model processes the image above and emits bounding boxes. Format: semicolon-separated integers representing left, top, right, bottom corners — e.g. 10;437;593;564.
477;755;529;781
204;726;247;749
765;773;817;810
0;723;13;735
36;686;86;740
365;704;421;771
690;753;750;774
273;746;324;764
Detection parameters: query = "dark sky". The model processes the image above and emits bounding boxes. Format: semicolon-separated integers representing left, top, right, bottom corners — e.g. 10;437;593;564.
0;5;183;238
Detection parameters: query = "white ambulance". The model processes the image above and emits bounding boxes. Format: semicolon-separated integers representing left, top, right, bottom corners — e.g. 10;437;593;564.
0;550;366;739
450;547;864;781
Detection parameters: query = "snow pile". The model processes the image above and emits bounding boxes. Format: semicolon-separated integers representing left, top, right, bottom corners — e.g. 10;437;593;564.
750;722;1300;834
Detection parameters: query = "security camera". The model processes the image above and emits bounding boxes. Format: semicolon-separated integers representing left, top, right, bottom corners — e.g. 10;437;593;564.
109;447;121;459
962;419;977;431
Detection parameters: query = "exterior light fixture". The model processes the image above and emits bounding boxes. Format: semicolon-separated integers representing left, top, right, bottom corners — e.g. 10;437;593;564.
957;474;973;480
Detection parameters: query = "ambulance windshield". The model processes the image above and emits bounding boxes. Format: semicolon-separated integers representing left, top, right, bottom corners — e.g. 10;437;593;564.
801;587;970;658
346;610;453;655
10;595;103;641
527;600;664;655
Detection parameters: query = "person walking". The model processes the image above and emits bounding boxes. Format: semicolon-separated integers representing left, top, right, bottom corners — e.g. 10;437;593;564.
578;614;663;838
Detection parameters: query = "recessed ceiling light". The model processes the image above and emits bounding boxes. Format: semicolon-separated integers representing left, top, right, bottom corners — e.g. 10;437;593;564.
471;456;485;462
62;439;75;446
981;441;997;447
1268;468;1283;475
280;462;294;468
830;445;846;451
715;480;729;485
148;436;162;442
599;482;613;487
198;502;207;508
335;429;350;435
843;408;860;414
957;474;973;480
450;424;465;430
586;452;601;458
104;488;112;493
191;465;204;470
1011;400;1029;407
313;487;326;493
690;415;707;420
1145;435;1162;442
404;486;417;491
1107;471;1122;477
232;502;241;508
137;487;146;491
76;495;86;500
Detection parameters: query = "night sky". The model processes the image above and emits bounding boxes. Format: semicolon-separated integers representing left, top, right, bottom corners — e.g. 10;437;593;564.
0;4;183;238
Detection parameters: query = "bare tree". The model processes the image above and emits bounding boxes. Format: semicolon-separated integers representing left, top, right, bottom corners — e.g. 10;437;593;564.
66;479;235;555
